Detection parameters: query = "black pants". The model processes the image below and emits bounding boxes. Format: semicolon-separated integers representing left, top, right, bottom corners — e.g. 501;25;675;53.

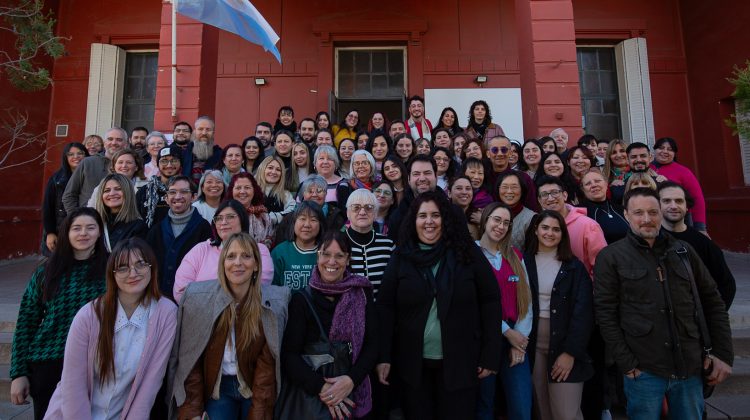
401;359;477;420
28;359;64;420
582;326;607;420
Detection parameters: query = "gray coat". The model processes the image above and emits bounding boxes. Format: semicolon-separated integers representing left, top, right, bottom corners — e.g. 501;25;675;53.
62;155;110;213
166;280;290;418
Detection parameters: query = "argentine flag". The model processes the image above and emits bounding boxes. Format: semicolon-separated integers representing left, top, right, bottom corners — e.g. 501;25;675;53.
176;0;281;63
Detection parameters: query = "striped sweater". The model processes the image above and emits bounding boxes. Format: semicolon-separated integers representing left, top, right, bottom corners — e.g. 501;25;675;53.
10;258;106;379
345;227;395;297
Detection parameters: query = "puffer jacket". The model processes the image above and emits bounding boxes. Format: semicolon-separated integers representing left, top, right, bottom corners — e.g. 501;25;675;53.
593;231;733;379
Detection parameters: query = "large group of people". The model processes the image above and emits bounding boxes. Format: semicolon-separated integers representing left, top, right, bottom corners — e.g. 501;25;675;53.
12;95;736;420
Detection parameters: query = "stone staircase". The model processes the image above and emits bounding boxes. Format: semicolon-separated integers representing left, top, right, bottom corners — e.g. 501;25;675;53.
0;311;33;420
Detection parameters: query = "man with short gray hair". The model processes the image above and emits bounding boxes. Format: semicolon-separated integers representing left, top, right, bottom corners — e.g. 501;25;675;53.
62;127;128;212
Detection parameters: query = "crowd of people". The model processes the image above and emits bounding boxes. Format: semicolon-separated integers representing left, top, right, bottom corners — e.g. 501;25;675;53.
12;96;737;420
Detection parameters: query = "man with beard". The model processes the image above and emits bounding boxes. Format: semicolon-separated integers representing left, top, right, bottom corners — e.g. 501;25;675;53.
181;116;222;185
146;175;211;298
62;127;128;212
255;121;274;152
172;121;193;150
129;126;149;160
658;182;736;308
138;145;183;228
298;118;316;145
405;95;433;141
594;188;732;419
609;142;667;204
388;120;407;139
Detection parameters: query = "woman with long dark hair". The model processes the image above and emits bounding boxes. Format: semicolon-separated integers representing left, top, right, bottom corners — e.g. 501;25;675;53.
518;139;542;179
315;111;331;131
381;155;408;205
241;136;265;175
367;111;389;137
433;107;463;136
476;203;533;420
333;109;360;147
271;201;326;291
464;100;505;145
365;133;392;172
393;133;416;164
170;232;289;419
226;172;273;248
44;238;177;418
377;191;501;418
42;142;88;253
10;208;108;419
524;211;594;420
431;146;456;191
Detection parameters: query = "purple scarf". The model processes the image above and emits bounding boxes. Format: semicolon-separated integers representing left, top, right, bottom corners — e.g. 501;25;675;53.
309;268;373;417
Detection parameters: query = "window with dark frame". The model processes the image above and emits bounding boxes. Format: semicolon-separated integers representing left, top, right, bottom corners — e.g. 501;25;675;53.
121;52;158;133
577;47;622;140
337;49;404;99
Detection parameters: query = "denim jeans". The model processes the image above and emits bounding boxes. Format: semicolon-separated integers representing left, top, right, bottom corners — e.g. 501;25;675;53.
205;375;253;420
623;370;703;420
476;351;532;420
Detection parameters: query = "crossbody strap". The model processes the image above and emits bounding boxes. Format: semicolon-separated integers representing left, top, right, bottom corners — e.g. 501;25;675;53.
299;288;331;345
675;244;712;357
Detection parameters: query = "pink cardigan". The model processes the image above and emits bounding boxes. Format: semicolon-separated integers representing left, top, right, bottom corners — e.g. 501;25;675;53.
654;161;707;230
173;239;274;303
44;298;177;420
565;205;607;277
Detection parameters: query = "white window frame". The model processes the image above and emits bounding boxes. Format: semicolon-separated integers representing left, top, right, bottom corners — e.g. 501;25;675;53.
334;46;407;99
85;43;127;136
737;103;750;186
615;37;655;147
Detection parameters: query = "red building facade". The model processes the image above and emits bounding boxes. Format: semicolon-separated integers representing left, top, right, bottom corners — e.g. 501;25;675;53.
1;0;749;256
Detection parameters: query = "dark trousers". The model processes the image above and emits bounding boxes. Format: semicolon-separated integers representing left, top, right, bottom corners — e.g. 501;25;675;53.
582;326;607;420
28;359;64;420
401;358;477;420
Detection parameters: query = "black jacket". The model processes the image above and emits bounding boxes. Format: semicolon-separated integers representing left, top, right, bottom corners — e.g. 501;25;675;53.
594;230;733;379
526;253;594;383
42;170;71;235
106;219;148;250
146;211;211;299
377;244;502;391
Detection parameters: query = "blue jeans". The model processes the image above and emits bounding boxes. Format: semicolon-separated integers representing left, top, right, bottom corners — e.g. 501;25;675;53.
476;351;532;420
623;370;703;420
205;375;253;420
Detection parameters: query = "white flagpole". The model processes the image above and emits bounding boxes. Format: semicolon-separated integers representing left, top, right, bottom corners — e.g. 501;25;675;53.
171;0;177;118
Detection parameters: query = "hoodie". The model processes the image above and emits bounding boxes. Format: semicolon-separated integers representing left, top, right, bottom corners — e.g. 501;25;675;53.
564;204;607;277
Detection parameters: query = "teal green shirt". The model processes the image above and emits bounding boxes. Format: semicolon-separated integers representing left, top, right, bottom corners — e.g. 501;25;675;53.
420;244;443;359
271;241;318;291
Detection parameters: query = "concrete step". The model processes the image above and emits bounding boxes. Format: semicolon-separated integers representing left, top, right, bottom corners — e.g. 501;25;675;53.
707;395;750;420
0;332;11;366
0;364;9;403
711;358;750;397
733;328;750;357
0;400;33;420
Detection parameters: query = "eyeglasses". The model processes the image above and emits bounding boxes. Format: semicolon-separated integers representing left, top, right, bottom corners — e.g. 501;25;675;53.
167;189;192;196
489;146;510;155
489;216;512;228
113;261;151;278
539;189;563;199
434;156;451;163
499;185;521;192
318;250;348;262
352;161;370;168
160;159;179;166
373;189;393;197
306;188;325;195
214;213;239;224
350;204;375;214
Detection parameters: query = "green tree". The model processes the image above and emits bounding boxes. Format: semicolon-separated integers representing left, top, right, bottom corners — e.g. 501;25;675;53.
726;60;750;141
1;0;66;91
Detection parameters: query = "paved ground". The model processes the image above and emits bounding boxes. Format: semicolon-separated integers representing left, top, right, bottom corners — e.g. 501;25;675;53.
0;252;748;419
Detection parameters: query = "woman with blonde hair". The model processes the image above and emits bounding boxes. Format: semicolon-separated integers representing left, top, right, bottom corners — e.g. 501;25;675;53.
603;139;629;185
44;238;177;419
255;156;296;227
476;203;533;420
624;171;657;197
169;232;289;419
94;173;148;251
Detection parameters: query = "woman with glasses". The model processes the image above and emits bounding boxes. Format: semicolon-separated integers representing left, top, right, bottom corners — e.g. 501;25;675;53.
10;208;108;419
338;150;378;209
192;170;225;223
372;180;396;235
475;203;533;420
83;134;104;156
377;191;501;418
94;173;148;251
281;230;377;419
42;142;88;254
173;200;274;303
44;238;177;419
271;201;325;291
170;232;289;420
143;132;166;178
344;189;395;296
333;109;360;148
496;171;537;250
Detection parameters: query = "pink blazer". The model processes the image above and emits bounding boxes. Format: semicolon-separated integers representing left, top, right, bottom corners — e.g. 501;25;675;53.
44;298;177;420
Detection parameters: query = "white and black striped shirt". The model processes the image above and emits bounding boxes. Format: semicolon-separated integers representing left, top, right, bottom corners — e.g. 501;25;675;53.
345;227;395;298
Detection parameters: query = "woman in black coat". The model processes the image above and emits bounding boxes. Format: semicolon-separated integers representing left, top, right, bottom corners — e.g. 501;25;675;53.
524;210;594;420
42;142;88;254
377;190;502;420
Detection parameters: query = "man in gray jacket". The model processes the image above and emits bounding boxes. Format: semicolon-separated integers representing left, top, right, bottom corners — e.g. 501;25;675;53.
62;127;127;212
594;187;732;419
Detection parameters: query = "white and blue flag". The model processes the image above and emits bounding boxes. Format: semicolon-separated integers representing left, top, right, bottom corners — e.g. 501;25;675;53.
176;0;281;63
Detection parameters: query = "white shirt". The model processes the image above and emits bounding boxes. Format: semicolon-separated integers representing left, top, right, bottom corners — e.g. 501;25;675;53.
91;299;152;420
221;320;238;375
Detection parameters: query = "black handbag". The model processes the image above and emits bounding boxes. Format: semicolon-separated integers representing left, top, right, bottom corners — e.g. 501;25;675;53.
675;245;715;398
274;289;352;420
